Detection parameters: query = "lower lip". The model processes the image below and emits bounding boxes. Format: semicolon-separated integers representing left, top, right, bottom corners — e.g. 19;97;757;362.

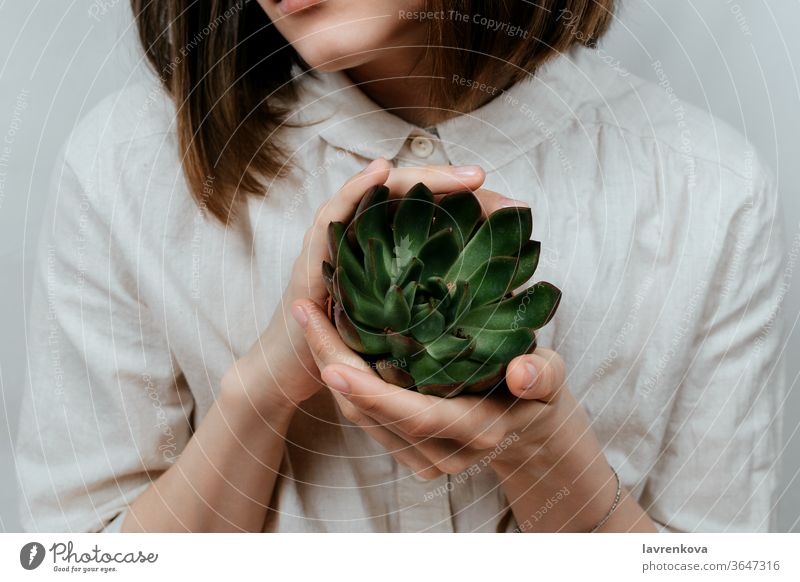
275;0;324;15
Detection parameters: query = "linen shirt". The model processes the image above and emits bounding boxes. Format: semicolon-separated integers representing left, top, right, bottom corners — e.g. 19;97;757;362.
16;45;786;533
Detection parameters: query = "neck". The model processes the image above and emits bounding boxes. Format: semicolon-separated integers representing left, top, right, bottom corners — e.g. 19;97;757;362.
346;49;509;128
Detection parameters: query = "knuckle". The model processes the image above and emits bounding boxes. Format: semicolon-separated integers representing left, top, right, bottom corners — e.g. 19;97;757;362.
474;429;504;450
404;416;433;438
353;395;379;416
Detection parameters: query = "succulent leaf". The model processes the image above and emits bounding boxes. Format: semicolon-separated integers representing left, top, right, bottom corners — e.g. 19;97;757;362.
396;256;423;288
418;228;460;282
426;333;476;362
458;282;562;330
445;206;532;284
333;302;390;354
387;331;425;360
376;360;415;388
410;303;445;343
384;285;411;332
401;281;419;308
393;182;435;256
328;222;368;291
509;239;541;291
466;256;518;306
354;185;393;259
366;238;392;298
446;280;473;323
431;190;482;249
333;267;386;327
462;326;537;364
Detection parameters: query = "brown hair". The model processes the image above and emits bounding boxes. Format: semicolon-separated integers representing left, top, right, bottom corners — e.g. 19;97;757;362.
131;0;615;223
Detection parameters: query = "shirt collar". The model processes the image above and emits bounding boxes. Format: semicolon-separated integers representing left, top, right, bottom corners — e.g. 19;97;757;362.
290;67;415;161
292;46;606;171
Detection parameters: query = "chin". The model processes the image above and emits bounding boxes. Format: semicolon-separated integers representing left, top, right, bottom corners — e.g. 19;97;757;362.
258;0;425;72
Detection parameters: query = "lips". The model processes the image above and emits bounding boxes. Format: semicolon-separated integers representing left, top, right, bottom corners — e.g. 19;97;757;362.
274;0;324;15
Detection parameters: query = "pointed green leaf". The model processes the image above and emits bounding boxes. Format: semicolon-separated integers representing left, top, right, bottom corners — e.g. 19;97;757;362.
386;331;425;360
458;282;562;330
461;327;537;364
328;222;368;291
354;185;392;258
333;302;389;355
457;362;506;394
431;190;482;249
445;206;532;284
418;228;460;282
408;353;461;394
366;238;392;298
393;182;435;256
424;276;449;300
446;280;472;323
443;359;504;389
402;281;418;307
384;285;411;332
467;256;518;306
376;359;415;388
333;267;386;327
409;303;445;343
426;334;476;362
395;257;423;288
509;240;541;291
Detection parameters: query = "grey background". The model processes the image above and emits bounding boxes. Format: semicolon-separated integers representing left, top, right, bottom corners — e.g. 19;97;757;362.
0;0;797;531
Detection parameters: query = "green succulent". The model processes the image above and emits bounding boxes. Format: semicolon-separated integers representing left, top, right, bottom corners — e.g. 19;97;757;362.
322;182;561;398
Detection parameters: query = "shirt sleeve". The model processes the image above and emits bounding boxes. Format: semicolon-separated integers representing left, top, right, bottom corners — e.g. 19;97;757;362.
640;166;787;532
14;144;195;533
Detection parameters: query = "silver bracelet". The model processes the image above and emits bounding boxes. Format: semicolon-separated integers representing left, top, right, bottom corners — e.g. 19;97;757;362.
588;467;621;533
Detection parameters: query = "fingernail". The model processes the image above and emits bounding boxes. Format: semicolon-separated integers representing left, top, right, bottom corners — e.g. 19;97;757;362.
452;165;483;177
325;370;350;394
291;304;308;329
523;363;538;391
500;196;530;208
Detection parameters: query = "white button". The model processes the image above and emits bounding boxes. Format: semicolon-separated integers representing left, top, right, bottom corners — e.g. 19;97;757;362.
409;136;435;158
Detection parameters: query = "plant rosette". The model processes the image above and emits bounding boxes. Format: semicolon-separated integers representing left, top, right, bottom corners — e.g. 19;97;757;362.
322;183;561;398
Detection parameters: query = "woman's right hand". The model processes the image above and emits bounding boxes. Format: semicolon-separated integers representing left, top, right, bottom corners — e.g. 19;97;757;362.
220;158;488;414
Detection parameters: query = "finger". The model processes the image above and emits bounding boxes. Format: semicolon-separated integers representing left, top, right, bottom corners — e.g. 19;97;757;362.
383;164;485;194
470;187;530;217
373;418;488;475
307;157;392;242
330;391;443;480
291;298;372;374
320;364;510;450
506;348;566;401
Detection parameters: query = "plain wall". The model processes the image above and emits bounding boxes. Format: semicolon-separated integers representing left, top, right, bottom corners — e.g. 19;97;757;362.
0;0;797;531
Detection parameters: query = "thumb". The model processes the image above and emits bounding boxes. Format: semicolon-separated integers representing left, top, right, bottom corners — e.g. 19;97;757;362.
505;348;566;401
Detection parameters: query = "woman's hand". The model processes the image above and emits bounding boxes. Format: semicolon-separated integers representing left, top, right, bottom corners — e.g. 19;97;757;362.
290;297;569;478
291;298;658;532
220;159;489;414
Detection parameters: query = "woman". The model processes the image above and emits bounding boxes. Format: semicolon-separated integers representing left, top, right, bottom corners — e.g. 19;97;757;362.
16;0;785;533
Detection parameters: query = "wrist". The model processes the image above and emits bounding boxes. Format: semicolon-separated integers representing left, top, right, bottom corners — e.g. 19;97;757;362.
491;393;622;532
220;354;300;420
